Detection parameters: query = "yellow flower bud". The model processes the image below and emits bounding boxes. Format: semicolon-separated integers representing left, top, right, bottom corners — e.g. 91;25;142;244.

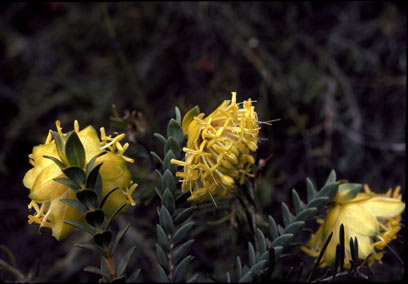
24;121;137;240
302;185;405;267
171;92;260;203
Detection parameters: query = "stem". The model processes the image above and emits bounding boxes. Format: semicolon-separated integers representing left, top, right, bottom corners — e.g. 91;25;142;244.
0;258;28;282
247;180;259;251
104;247;117;279
168;235;174;282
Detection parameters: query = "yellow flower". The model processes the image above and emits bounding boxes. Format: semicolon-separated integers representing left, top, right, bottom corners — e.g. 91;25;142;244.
23;120;137;240
302;184;405;267
171;92;260;203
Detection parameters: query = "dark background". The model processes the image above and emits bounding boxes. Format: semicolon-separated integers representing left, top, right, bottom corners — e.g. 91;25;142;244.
0;2;405;282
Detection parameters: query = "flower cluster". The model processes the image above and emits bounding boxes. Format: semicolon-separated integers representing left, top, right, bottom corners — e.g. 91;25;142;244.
171;92;260;203
24;120;137;240
302;184;405;267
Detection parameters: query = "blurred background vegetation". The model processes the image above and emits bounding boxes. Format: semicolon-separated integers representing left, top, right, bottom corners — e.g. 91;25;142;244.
0;2;405;282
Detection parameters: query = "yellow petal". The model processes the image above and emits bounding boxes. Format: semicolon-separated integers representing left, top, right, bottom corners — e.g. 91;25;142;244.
78;125;102;162
23;168;37;189
322;205;340;239
48;190;84;240
182;106;201;134
361;197;405;218
98;152;127;180
28;164;67;202
31;142;58;169
338;203;379;236
186;120;201;149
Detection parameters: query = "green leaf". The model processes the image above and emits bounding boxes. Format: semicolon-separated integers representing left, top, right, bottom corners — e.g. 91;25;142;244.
154;133;167;145
307;231;333;282
85;209;105;227
164;137;181;159
85;163;103;189
226;272;231;283
51;131;66;163
117;246;136;276
54;177;80;191
266;247;275;280
64;220;95;234
110;275;126;283
306;178;317;203
63;167;86;187
186;273;198;283
104;203;127;230
0;245;16;267
158;264;169;283
93;230;113;247
60;198;87;214
250;260;267;274
174;255;192;283
167;118;184;145
273;246;283;261
339;224;345;271
324;170;336;185
271;233;293;247
174;207;196;225
128;268;141;283
173;222;194;246
294;207;317;222
163;150;177;173
156;244;168;270
162;189;175;215
86;152;107;176
239;271;253;283
281;202;292;227
157;224;170;252
151;151;163;165
175;106;182;124
236;256;243;279
43;155;66;169
101;257;110;281
159;206;174;235
173;239;194;265
291;189;303;215
111;223;130;255
248;242;255;267
316;182;338;201
182;106;200;134
283;221;305;235
65;131;86;168
76;189;98;209
84;266;110;279
306;196;329;209
74;242;104;255
268;216;278;240
256;228;267;253
98;187;119;209
337;183;362;202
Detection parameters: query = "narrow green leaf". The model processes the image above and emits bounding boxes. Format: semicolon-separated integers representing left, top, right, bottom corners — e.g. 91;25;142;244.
268;215;278;240
158;264;169;283
104;203;127;230
164;137;181;159
350;237;356;264
173;239;194;265
248;242;255;267
65;131;86;168
333;244;340;278
250;260;267;274
167;119;184;145
174;255;192;283
159;206;174;235
239;271;253;283
85;163;103;189
64;220;95;234
63;167;86;187
273;246;283;261
117;246;136;276
76;189;98;209
284;266;294;282
156;244;168;270
173;222;194;246
85;152;107;176
226;272;231;283
43;155;66;169
281;202;292;227
316;182;338;201
162;189;175;214
306;196;329;209
98;187;119;209
294;207;317;222
0;245;16;267
174;207;196;225
306;178;317;202
271;233;293;247
283;221;305;235
60;198;87;214
51;131;66;163
85;209;105;227
266;247;275;280
84;266;110;279
151;151;163;165
324;170;336;185
236;256;243;279
154;133;167;145
111;223;130;255
256;228;267;253
163;150;177;173
128;268;141;283
110;275;126;283
354;237;358;261
175;106;182;124
74;242;103;255
101;257;110;281
339;224;345;271
186;273;198;283
157;224;170;252
295;262;304;282
291;189;303;215
307;231;333;282
54;177;80;191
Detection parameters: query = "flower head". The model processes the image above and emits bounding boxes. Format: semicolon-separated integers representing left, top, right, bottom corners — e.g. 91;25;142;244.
171;92;260;203
302;184;405;267
23;120;137;240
